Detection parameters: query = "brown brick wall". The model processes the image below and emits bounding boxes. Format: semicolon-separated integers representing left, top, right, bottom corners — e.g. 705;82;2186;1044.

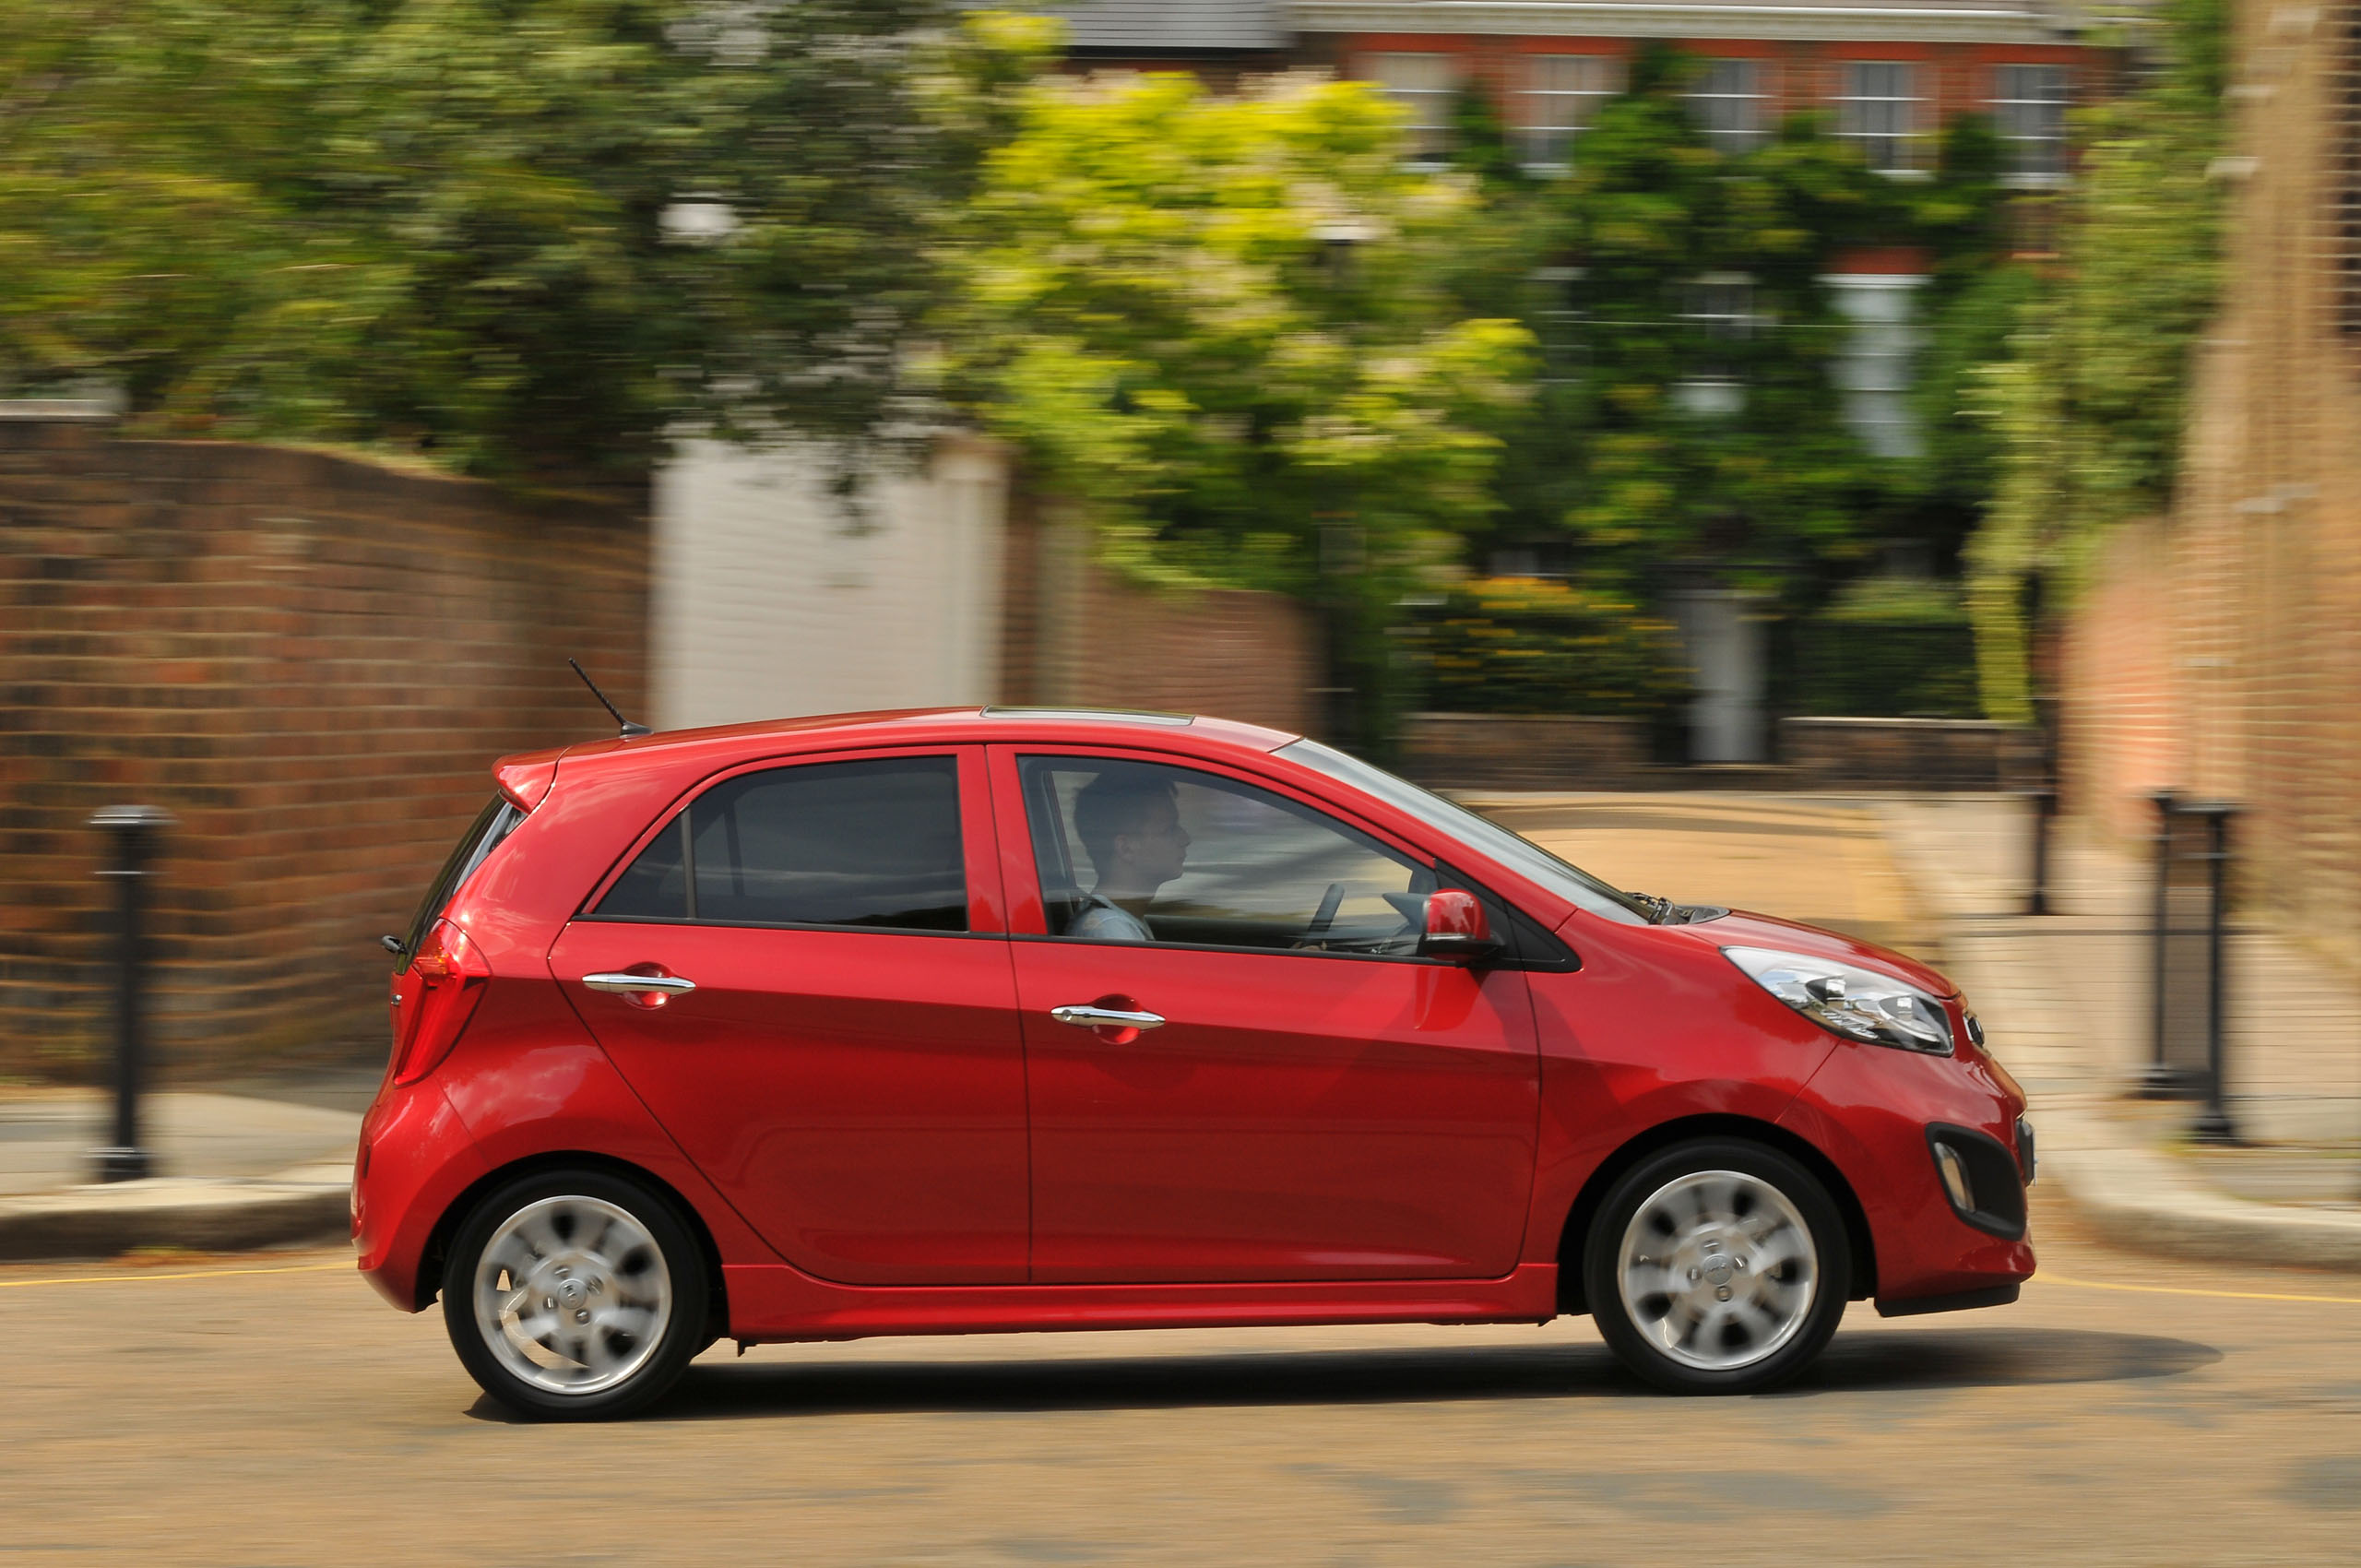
0;420;647;1079
2061;7;2361;961
1000;501;1318;737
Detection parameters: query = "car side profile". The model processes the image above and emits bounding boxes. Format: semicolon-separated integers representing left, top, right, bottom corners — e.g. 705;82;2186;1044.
353;707;2035;1419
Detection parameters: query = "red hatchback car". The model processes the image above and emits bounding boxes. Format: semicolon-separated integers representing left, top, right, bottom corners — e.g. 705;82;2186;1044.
354;707;2035;1419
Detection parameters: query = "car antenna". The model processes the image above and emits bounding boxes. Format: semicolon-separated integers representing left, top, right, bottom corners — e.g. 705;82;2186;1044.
568;658;652;739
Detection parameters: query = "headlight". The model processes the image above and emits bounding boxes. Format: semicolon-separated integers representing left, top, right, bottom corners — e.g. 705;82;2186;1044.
1723;945;1953;1054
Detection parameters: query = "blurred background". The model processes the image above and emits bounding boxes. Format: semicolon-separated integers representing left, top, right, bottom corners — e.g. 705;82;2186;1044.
4;2;2354;1205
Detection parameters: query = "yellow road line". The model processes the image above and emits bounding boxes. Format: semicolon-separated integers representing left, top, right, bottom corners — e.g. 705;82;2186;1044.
0;1260;349;1289
2036;1271;2361;1306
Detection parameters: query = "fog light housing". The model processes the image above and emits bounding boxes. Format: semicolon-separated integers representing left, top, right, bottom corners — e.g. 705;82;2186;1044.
1932;1140;1975;1212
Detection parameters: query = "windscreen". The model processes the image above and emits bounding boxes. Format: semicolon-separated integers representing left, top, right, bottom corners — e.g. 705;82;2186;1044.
1276;739;1653;926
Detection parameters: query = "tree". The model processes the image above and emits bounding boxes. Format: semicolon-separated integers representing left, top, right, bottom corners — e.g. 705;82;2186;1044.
1484;45;1930;605
1964;10;2226;719
0;0;1023;483
932;69;1534;746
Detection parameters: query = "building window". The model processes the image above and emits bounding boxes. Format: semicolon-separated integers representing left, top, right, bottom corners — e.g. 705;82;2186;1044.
1992;65;2070;183
1675;273;1755;414
1519;54;1621;170
1690;59;1768;155
1366;53;1456;163
1531;266;1588;381
1824;273;1927;459
1834;62;1923;172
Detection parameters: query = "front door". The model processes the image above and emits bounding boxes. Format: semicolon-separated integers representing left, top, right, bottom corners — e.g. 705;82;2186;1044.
996;749;1540;1284
552;748;1028;1286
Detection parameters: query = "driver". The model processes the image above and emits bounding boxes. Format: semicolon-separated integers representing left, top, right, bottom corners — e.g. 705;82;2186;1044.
1068;772;1191;942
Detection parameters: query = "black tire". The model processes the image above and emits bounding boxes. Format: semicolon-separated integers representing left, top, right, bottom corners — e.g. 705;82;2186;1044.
1582;1137;1850;1396
441;1167;711;1421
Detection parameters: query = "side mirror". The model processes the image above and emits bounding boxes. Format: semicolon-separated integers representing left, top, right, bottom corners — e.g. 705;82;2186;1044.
1421;889;1504;964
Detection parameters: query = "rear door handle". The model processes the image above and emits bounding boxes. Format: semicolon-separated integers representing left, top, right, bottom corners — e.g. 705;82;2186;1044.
1050;1004;1165;1030
583;972;697;995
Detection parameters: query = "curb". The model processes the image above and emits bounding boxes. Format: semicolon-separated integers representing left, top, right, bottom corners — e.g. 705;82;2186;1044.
2036;1111;2361;1274
0;1160;350;1263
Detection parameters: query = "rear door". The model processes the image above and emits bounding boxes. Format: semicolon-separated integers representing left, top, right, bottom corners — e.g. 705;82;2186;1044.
549;747;1028;1285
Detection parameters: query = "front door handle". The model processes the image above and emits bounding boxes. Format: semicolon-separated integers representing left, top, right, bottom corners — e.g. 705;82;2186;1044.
1050;1004;1165;1031
583;972;697;996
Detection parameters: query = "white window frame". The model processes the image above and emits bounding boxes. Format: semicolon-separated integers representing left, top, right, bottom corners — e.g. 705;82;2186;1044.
1991;64;2070;187
1518;54;1622;172
1689;58;1768;155
1823;272;1928;460
1834;62;1926;175
1365;53;1457;165
1674;271;1759;415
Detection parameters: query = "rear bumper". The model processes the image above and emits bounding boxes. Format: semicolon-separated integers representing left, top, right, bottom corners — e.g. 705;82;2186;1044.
352;1077;490;1312
1875;1281;2022;1318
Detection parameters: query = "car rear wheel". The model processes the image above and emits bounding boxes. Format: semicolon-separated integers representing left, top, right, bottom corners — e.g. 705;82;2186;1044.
1583;1138;1850;1395
441;1168;709;1421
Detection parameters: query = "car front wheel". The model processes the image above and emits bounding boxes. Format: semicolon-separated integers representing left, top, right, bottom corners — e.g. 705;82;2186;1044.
1584;1138;1850;1395
441;1168;709;1421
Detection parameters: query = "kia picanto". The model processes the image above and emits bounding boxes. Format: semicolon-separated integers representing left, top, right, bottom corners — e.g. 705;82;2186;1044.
354;707;2035;1420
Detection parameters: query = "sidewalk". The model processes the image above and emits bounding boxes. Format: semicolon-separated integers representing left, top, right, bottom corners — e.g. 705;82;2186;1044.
1485;790;2361;1270
0;1076;366;1261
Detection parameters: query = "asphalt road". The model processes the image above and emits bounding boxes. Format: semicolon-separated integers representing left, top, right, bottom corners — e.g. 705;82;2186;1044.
5;1197;2357;1567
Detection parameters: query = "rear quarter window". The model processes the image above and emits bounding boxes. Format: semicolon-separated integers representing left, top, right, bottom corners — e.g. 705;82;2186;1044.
397;797;524;970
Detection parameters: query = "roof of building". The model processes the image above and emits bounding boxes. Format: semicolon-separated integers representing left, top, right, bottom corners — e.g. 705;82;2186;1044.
1040;1;1289;52
1287;1;2114;47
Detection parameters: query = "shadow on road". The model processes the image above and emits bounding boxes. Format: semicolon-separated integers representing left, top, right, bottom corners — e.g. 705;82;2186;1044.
463;1324;2220;1423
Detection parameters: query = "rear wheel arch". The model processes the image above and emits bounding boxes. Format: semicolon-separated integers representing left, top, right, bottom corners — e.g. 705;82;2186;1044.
415;1150;730;1342
1551;1114;1877;1313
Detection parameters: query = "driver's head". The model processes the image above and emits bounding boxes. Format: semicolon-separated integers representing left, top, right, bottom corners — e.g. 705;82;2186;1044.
1074;771;1189;890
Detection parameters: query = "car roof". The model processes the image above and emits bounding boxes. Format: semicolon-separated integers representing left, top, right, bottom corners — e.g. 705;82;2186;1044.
499;707;1303;788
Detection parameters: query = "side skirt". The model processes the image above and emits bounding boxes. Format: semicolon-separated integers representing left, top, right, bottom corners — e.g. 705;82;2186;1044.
723;1263;1561;1344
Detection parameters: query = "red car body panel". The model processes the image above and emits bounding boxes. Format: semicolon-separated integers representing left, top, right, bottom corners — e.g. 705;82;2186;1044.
354;707;2036;1340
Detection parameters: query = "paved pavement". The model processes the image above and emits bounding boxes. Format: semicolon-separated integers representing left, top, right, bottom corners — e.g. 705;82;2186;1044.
4;1201;2357;1565
0;1084;362;1259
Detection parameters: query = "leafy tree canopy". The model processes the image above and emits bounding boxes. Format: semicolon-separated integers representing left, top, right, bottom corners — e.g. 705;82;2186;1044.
1964;6;2226;719
933;67;1533;600
0;0;1020;482
1476;45;2009;604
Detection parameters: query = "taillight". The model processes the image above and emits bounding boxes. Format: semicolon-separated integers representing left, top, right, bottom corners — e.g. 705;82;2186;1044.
392;918;492;1085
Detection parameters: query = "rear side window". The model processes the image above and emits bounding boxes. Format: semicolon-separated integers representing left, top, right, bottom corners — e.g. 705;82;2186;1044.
397;797;524;970
595;755;967;932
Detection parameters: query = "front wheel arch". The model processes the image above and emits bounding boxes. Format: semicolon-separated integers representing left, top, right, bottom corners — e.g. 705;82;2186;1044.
415;1150;730;1345
1552;1114;1876;1314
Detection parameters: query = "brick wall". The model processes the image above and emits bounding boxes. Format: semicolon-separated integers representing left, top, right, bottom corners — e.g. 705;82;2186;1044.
1001;500;1318;736
0;418;647;1079
2059;6;2361;962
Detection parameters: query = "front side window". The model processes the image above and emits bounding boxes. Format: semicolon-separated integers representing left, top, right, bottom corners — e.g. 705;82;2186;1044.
596;755;967;932
1021;755;1433;955
1835;62;1922;172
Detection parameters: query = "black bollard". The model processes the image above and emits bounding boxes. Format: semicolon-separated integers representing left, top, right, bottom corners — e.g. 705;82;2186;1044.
2189;803;2241;1146
2139;790;2189;1098
2024;782;2058;917
89;805;173;1182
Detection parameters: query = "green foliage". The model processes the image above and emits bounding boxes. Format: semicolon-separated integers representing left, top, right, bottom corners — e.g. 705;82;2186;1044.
932;68;1535;743
0;0;1026;481
1410;577;1691;718
1486;44;2007;604
1789;574;1981;718
1964;32;2225;719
